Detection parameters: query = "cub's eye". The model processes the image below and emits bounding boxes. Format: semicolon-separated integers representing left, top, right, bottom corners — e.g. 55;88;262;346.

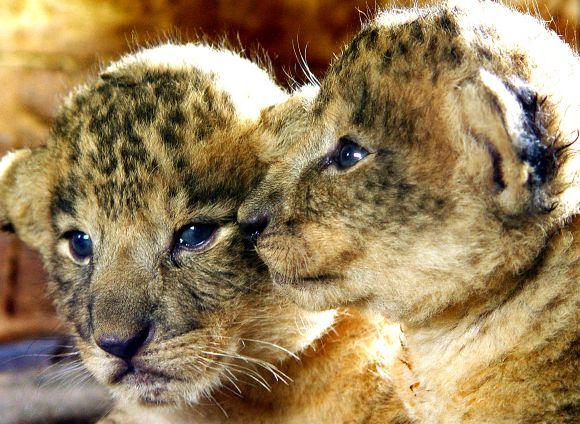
335;136;369;169
175;223;218;251
66;231;93;262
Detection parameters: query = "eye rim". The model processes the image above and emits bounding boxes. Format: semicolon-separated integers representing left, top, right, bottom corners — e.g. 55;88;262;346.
321;135;371;170
172;222;220;255
63;230;93;264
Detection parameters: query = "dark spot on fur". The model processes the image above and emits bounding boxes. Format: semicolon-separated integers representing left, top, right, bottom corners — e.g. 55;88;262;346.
168;185;179;200
51;180;78;218
160;124;180;148
396;183;415;200
398;41;408;56
382;48;394;70
477;47;493;61
100;73;137;88
135;101;156;124
169;108;186;126
437;11;459;37
352;81;370;127
174;154;189;170
447;45;463;66
364;27;379;49
410;20;425;43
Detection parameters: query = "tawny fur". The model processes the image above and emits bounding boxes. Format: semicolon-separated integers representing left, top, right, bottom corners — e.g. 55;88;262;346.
0;44;405;422
240;1;580;422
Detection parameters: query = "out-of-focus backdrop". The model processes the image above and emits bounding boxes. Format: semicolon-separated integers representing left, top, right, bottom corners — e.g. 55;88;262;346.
0;0;577;421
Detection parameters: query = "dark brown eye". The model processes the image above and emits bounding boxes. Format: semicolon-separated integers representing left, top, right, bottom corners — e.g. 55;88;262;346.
335;136;369;169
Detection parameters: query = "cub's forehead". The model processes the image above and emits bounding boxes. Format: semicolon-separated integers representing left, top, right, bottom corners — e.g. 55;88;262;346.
49;46;271;222
314;0;566;117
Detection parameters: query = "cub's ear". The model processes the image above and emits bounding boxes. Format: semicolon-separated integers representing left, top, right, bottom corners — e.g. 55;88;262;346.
257;84;319;161
0;150;31;231
458;69;559;216
0;149;51;250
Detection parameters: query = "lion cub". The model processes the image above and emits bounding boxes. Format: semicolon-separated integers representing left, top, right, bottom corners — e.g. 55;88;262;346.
240;1;579;422
0;44;405;422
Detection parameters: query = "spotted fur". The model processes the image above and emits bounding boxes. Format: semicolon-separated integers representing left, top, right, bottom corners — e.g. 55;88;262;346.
240;1;579;421
0;44;404;422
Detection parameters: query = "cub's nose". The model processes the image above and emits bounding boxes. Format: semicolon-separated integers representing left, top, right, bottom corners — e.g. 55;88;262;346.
239;211;271;244
95;323;152;362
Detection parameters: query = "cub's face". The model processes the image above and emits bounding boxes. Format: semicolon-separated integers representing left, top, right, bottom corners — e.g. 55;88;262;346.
239;3;579;323
0;46;333;406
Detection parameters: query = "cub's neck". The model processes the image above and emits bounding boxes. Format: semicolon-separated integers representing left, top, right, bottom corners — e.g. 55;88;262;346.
397;216;579;423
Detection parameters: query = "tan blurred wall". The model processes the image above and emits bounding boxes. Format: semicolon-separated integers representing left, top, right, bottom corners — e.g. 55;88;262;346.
0;0;577;342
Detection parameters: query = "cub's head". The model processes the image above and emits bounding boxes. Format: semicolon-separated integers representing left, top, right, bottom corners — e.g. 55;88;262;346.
239;1;580;323
0;44;334;406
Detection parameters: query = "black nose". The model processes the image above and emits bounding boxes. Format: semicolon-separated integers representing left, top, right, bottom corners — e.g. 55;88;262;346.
95;324;151;361
239;212;270;244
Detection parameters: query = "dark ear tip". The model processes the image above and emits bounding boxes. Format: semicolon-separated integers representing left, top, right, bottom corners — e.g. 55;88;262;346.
1;223;14;233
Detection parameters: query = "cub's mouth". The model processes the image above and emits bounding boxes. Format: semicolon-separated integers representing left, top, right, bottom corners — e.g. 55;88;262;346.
108;361;177;405
82;341;231;407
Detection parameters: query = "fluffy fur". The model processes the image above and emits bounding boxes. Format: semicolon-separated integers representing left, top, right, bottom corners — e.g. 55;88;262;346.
0;44;404;422
240;1;580;421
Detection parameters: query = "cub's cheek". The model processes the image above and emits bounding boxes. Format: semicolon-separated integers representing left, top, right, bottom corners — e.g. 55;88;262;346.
305;227;363;272
259;220;361;275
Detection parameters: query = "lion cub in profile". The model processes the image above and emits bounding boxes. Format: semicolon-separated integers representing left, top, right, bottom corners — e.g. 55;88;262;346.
240;1;579;422
0;44;406;422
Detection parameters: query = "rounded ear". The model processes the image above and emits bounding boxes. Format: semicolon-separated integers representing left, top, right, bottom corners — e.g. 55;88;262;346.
0;148;51;249
0;150;32;229
457;69;560;216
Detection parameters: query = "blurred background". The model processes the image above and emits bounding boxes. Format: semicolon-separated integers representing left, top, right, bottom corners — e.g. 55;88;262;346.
0;0;577;422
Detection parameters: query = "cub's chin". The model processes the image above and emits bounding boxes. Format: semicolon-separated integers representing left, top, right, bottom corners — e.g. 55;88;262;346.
110;373;223;407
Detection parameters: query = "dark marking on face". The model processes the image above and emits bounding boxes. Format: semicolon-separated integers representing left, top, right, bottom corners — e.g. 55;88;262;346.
352;81;370;127
364;27;379;49
51;180;78;219
313;86;332;116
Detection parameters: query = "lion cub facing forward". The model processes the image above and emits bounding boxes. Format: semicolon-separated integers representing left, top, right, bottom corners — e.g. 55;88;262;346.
240;1;579;422
0;45;405;422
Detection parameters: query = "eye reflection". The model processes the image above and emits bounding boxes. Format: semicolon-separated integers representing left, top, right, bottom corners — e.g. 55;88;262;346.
334;136;370;170
66;231;93;262
175;224;218;251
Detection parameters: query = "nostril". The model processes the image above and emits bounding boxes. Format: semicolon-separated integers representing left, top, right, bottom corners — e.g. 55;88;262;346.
95;323;152;362
239;212;271;244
